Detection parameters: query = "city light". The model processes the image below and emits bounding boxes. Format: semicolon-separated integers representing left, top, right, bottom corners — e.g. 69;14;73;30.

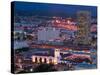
13;2;97;73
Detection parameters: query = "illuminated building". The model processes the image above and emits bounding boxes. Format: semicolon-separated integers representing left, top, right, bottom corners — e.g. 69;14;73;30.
74;11;91;45
31;48;60;65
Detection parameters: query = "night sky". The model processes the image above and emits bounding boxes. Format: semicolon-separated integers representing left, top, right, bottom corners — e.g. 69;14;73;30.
12;1;97;18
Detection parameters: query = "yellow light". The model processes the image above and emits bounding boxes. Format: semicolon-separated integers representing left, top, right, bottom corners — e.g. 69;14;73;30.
32;59;35;62
47;60;49;64
53;58;58;65
42;59;44;63
32;56;35;62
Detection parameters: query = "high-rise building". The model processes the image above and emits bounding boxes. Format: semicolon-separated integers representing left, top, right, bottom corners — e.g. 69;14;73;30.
74;11;91;45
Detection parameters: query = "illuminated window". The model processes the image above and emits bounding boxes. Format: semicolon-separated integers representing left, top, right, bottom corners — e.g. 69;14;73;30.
49;59;52;64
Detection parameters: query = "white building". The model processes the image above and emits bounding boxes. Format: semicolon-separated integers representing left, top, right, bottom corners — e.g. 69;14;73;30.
37;27;60;42
31;48;61;64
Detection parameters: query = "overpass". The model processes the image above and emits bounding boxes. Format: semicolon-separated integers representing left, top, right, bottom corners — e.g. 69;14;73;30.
29;43;92;51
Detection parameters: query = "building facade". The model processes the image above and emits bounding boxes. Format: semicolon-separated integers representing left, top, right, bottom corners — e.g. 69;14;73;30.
74;11;91;45
31;48;60;64
37;27;60;42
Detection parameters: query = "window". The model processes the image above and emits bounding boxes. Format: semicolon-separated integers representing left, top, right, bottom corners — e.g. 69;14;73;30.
44;58;47;63
39;58;42;63
35;57;37;63
49;58;52;64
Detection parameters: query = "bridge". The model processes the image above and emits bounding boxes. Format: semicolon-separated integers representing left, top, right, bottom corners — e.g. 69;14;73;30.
29;43;92;51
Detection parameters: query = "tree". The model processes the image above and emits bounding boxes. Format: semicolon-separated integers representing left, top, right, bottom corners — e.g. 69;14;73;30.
34;64;57;72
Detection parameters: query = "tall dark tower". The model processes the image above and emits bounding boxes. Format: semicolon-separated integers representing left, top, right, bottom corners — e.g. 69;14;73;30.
75;11;91;45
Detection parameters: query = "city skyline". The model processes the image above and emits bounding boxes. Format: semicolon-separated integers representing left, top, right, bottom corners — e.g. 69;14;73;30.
11;1;97;74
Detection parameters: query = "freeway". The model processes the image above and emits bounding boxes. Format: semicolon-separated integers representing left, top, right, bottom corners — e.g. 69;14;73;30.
29;43;92;51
